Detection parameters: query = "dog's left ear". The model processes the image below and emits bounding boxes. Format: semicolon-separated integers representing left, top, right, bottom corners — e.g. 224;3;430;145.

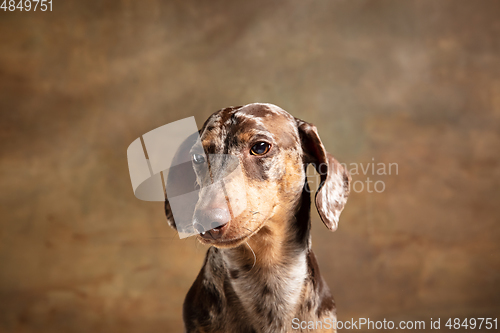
296;119;350;231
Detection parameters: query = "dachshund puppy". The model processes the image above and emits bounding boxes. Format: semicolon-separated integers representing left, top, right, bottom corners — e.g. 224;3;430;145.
165;103;350;333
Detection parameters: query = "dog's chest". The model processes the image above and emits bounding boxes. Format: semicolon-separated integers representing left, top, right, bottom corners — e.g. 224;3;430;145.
222;251;308;332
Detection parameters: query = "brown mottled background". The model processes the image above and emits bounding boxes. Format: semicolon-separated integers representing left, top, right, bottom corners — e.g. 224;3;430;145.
1;0;499;332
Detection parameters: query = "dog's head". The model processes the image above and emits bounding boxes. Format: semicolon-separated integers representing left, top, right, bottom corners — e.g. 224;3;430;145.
165;103;350;248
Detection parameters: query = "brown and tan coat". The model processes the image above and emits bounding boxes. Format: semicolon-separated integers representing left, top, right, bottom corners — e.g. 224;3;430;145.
165;103;350;333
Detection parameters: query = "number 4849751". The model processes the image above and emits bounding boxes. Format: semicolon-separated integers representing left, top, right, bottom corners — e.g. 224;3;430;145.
445;318;497;330
1;0;53;11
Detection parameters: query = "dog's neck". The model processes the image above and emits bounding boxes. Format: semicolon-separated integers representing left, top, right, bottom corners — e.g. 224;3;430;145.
219;188;312;332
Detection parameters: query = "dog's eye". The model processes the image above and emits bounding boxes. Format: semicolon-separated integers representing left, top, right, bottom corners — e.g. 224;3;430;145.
250;142;271;156
192;153;205;164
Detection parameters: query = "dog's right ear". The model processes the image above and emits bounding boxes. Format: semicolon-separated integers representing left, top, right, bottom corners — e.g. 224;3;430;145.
164;131;200;230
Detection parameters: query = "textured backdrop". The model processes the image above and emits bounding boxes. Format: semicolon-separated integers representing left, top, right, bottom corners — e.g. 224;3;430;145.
1;0;499;332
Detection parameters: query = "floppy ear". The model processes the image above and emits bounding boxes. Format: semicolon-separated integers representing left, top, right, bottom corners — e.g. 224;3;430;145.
164;131;200;230
296;119;350;231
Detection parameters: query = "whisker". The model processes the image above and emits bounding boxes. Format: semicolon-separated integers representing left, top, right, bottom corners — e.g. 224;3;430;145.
246;241;257;270
248;209;275;215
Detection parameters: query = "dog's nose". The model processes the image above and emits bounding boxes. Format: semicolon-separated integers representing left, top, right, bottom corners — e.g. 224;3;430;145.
193;208;230;238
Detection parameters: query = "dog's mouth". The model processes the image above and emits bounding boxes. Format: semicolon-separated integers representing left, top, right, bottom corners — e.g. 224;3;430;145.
196;215;270;248
197;221;230;241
